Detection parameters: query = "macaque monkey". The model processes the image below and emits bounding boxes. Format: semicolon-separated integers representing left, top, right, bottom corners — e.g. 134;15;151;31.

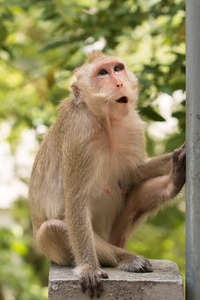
28;51;185;299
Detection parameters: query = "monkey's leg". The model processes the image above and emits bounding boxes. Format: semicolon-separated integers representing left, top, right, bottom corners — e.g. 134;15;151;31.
111;143;186;247
35;219;73;266
94;233;153;273
36;220;151;296
36;220;109;298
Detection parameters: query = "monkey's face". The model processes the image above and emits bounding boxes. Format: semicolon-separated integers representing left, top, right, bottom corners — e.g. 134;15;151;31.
72;57;138;119
90;59;138;118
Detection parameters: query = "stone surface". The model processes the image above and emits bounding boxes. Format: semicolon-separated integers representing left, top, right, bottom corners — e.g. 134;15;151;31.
48;260;184;300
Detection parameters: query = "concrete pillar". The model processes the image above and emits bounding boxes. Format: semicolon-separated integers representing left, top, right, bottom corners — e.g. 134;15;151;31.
186;0;200;299
48;260;184;300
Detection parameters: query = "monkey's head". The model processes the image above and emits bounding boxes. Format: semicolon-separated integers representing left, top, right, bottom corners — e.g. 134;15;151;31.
71;51;139;119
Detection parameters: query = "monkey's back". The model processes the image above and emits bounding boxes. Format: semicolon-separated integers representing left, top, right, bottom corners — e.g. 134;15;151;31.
28;123;66;234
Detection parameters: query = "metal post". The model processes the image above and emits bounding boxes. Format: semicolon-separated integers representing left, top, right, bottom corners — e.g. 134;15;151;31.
186;0;200;299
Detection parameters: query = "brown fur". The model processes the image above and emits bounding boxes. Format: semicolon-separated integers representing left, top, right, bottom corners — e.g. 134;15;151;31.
28;51;185;299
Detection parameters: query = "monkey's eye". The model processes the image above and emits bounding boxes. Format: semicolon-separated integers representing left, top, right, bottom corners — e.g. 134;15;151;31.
98;69;108;76
114;64;124;73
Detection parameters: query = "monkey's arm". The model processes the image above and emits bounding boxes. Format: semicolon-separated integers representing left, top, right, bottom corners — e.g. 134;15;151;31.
140;143;186;182
136;152;173;184
111;143;186;248
63;140;108;298
135;142;185;185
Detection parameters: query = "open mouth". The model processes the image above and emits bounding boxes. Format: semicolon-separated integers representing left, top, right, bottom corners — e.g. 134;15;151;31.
116;96;128;104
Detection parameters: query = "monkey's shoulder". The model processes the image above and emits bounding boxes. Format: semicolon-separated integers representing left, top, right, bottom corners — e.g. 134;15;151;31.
57;98;101;138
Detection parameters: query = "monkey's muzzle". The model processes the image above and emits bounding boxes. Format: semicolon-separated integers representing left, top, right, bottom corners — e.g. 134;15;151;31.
116;97;128;104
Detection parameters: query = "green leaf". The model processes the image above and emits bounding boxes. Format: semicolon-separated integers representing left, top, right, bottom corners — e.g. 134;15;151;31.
172;111;185;119
39;36;85;53
1;44;14;58
140;105;165;122
0;22;8;44
11;240;28;256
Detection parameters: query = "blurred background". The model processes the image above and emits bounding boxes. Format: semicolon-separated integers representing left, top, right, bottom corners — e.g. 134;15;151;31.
0;0;185;299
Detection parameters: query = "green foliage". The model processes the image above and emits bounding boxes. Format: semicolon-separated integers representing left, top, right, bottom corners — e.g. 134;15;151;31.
0;198;49;300
0;0;185;140
127;196;185;280
0;0;185;298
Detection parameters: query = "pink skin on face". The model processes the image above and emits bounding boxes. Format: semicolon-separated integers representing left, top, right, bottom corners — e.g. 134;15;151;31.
91;59;129;101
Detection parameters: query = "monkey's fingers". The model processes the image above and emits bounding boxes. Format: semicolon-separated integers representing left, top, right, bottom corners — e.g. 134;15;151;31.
132;256;153;273
118;254;153;273
98;269;109;278
135;257;153;273
80;269;108;299
170;145;186;196
90;273;103;299
179;142;186;151
173;145;186;174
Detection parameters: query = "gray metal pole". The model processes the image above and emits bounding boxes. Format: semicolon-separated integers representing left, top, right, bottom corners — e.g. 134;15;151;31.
186;0;200;299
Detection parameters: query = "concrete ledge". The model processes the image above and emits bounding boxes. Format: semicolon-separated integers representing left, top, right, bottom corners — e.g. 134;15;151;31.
48;260;184;300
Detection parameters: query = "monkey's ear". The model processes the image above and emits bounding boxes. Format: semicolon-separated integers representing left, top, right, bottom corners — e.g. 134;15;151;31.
71;82;80;99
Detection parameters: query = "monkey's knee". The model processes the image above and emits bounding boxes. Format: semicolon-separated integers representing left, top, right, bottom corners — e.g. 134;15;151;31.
36;219;73;266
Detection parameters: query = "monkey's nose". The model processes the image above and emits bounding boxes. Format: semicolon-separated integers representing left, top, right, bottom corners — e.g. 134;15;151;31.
116;82;123;88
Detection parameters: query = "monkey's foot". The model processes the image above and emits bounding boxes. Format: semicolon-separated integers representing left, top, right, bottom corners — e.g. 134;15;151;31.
77;266;108;299
117;253;153;273
172;142;186;194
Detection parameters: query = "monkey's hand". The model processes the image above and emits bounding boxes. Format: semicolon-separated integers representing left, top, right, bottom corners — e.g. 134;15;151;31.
171;142;186;196
117;253;153;273
75;266;108;299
